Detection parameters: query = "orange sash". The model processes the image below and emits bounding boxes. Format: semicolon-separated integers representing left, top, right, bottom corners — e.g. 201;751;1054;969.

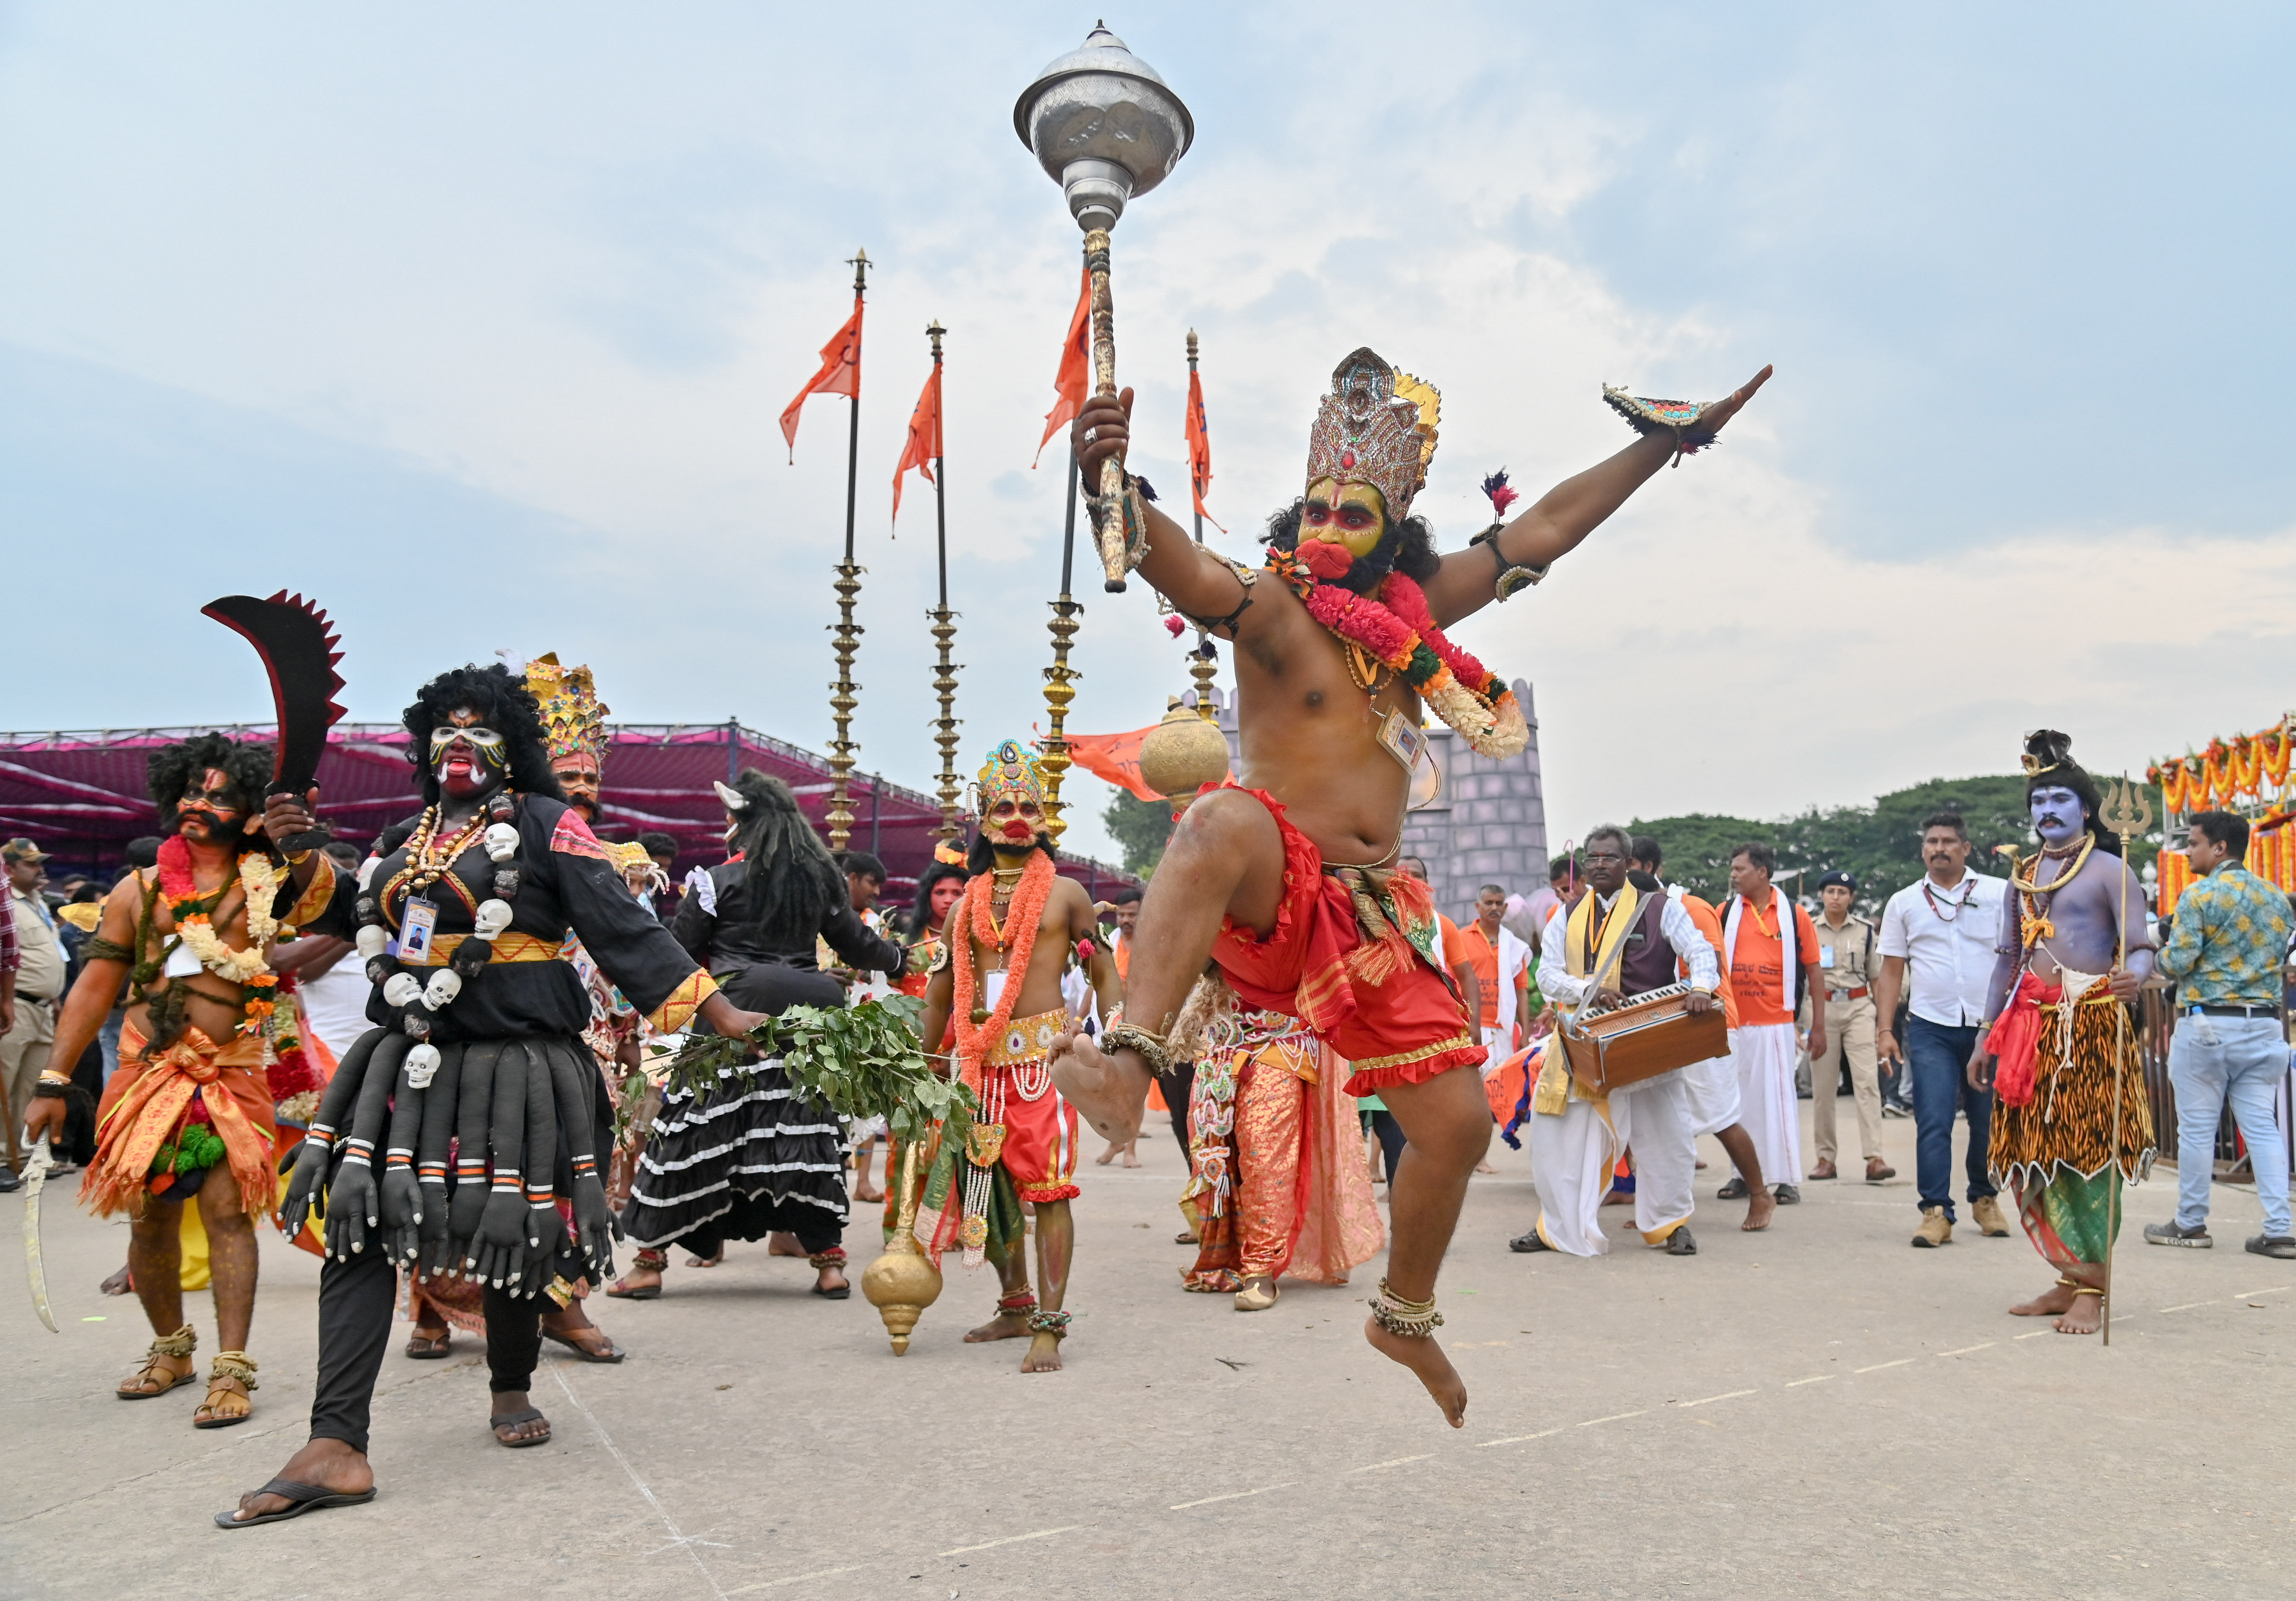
85;1022;276;1221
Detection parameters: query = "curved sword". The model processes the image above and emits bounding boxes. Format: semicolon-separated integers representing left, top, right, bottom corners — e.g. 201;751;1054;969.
23;1141;57;1333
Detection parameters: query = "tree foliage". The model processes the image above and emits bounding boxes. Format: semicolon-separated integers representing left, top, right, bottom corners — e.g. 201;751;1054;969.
1628;773;2163;913
1103;787;1178;877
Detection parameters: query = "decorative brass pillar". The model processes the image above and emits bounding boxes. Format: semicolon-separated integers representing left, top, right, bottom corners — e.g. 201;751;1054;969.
1040;447;1083;846
926;320;964;843
824;247;871;850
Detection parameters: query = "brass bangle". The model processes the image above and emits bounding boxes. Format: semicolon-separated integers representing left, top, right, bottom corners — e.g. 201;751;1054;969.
1100;1022;1172;1077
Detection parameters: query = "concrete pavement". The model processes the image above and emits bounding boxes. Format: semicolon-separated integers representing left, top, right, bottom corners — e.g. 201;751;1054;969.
5;1102;2291;1599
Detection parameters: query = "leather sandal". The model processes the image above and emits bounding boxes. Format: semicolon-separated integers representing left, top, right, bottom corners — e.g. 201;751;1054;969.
404;1331;452;1359
192;1352;258;1429
118;1325;198;1400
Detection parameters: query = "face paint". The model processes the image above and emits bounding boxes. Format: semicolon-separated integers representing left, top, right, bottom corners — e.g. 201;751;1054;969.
175;766;252;841
2030;784;2087;847
987;797;1046;848
552;757;601;820
434;707;509;802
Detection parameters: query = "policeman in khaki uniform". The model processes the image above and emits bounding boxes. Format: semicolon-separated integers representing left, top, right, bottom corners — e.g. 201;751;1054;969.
1806;870;1894;1182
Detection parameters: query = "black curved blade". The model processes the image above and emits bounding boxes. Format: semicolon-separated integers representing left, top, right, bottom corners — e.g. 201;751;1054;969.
201;592;347;804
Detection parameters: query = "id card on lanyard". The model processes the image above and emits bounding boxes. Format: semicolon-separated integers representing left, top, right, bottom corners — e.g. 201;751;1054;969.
397;894;440;963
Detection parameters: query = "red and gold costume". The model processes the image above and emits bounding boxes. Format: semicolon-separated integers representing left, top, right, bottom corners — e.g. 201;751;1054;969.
1182;1008;1383;1290
1208;786;1481;1096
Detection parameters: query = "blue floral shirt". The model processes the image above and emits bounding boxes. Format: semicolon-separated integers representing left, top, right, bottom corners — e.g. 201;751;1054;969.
2158;864;2294;1009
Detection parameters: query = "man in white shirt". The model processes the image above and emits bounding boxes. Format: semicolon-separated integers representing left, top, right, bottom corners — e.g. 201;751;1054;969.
1512;827;1721;1257
1873;812;2012;1248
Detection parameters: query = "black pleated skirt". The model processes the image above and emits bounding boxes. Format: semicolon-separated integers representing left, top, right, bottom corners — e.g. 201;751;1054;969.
621;1058;849;1254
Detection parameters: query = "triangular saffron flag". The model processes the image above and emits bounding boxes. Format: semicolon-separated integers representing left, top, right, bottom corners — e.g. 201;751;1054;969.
892;362;942;527
1032;266;1092;467
1185;364;1227;533
1062;724;1164;802
780;296;864;462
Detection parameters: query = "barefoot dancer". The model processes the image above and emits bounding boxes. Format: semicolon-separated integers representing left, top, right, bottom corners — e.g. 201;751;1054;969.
26;735;338;1430
1515;827;1720;1257
1052;350;1770;1424
609;771;904;1301
911;741;1121;1374
221;665;767;1527
1972;732;2154;1337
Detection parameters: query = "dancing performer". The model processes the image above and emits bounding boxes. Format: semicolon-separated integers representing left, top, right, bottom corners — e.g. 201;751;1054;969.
1054;349;1769;1422
1971;732;2153;1336
607;770;903;1301
1175;978;1383;1308
1721;842;1820;1208
221;665;764;1528
24;735;336;1428
913;740;1121;1373
1513;827;1720;1257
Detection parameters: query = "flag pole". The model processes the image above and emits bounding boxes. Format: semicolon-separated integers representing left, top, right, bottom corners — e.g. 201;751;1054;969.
826;247;870;851
927;320;963;845
1185;327;1218;730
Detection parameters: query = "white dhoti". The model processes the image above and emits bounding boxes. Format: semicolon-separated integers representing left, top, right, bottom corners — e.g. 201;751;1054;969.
1681;1052;1741;1137
1526;1071;1696;1254
1612;1071;1696;1244
1526;1094;1618;1256
1730;1022;1801;1190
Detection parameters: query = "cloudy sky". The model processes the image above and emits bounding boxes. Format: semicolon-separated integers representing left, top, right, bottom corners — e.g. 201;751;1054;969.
4;4;2291;866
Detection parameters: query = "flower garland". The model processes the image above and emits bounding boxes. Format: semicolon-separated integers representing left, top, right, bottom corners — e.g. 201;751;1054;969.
2149;720;2293;814
152;834;321;1121
1266;547;1529;759
949;849;1058;1087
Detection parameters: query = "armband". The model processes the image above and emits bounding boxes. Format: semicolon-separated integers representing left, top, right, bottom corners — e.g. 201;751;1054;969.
81;933;137;965
1469;526;1547;602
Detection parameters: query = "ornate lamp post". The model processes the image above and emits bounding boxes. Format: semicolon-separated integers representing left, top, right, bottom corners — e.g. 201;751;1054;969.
1015;23;1193;838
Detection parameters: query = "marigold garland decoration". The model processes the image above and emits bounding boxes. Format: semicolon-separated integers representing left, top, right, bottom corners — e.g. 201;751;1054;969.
1266;549;1528;759
949;849;1059;1091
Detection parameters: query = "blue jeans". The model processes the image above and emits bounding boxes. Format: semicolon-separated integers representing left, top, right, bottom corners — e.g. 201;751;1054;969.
2168;1014;2292;1237
1905;1015;1995;1220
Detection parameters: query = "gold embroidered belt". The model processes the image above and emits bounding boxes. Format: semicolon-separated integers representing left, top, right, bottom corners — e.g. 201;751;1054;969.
405;932;569;967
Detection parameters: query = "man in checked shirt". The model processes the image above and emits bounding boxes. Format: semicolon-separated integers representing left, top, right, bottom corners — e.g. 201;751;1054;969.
2146;808;2296;1258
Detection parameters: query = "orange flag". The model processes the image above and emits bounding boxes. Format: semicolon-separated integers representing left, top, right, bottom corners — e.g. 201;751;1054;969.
892;362;942;526
780;296;864;462
1032;266;1092;467
1185;364;1227;533
1062;724;1163;802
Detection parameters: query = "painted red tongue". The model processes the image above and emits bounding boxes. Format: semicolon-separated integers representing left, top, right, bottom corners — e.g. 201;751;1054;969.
1301;540;1355;581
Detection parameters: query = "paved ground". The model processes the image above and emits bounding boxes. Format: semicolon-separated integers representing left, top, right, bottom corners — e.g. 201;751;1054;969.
5;1102;2292;1600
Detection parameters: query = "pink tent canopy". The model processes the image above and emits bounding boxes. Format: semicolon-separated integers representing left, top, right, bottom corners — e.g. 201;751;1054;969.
0;721;1135;906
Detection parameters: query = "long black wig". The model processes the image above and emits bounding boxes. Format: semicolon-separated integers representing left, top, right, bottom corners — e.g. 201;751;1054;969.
146;731;276;841
722;768;845;949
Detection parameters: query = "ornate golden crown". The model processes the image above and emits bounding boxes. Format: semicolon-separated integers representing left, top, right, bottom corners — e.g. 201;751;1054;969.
973;738;1048;811
524;652;609;770
1304;348;1440;523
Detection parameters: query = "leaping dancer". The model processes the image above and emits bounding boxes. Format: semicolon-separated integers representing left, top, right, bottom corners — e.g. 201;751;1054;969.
1051;349;1770;1424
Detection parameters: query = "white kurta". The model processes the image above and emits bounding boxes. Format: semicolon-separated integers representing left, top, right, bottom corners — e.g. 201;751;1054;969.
1527;887;1721;1251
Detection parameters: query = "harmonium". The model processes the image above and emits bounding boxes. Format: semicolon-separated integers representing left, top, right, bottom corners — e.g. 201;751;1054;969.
1557;981;1728;1095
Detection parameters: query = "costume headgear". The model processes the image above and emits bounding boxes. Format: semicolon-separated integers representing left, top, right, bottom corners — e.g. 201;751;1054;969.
524;653;609;774
2020;728;2074;780
1304;348;1440;523
973;739;1048;813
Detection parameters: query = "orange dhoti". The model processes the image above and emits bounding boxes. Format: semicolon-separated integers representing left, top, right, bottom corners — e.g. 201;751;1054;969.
85;1021;277;1223
1208;785;1481;1097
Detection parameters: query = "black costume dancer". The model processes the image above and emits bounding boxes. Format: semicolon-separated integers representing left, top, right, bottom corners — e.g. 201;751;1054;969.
222;666;763;1528
612;770;903;1299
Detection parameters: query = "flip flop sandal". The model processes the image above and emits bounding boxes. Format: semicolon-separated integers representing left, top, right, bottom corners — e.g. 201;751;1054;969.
811;1279;851;1300
404;1333;453;1359
541;1327;625;1363
214;1478;376;1529
491;1407;552;1447
603;1279;661;1300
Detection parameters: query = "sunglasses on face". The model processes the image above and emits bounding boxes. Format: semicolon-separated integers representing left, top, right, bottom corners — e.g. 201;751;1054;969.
429;726;507;757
